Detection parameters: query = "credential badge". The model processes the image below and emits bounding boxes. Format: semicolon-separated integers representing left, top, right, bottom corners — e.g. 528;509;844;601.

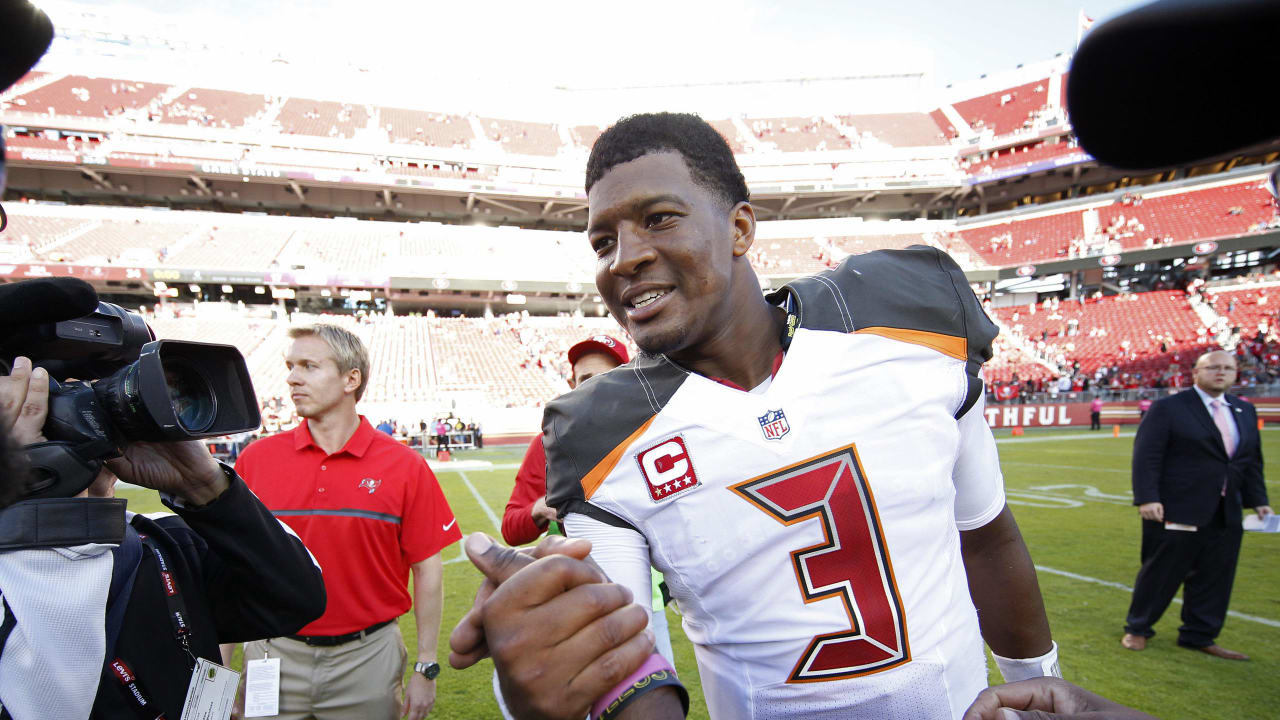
759;408;790;441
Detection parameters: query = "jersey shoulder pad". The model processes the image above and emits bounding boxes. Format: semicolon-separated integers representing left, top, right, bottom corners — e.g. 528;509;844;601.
769;245;997;417
542;354;686;529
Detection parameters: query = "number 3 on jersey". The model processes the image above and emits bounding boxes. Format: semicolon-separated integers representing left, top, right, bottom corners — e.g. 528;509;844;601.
730;445;910;682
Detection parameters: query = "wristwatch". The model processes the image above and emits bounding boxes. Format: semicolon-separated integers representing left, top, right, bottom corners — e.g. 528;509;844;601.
414;661;441;680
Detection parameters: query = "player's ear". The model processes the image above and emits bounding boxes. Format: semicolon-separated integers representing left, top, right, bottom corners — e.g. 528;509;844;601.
730;201;756;258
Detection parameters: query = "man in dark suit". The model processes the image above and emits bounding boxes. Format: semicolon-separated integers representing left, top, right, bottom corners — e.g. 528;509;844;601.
1122;350;1272;659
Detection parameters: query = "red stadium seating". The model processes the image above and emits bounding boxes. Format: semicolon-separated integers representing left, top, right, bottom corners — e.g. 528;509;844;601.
965;138;1080;175
0;213;94;257
480;118;562;156
39;219;199;264
571;125;602;150
6;75;170;118
158;88;268;129
840;113;951;147
277;98;369;139
952;78;1053;137
1207;283;1280;335
709;119;748;153
166;225;295;270
279;227;394;272
989;292;1213;384
378;107;473;147
929;109;958;139
746;117;852;152
1094;181;1274;250
959;210;1085;266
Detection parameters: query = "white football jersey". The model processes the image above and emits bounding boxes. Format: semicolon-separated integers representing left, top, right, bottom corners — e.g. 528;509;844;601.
547;247;1004;719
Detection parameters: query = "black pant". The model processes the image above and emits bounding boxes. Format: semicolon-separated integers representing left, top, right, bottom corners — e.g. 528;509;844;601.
1124;501;1243;647
1090;411;1101;430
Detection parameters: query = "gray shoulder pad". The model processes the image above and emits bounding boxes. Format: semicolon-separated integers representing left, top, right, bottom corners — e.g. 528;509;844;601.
768;245;997;418
543;354;688;528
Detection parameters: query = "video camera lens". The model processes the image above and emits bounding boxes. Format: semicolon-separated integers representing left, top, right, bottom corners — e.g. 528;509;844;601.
91;339;257;443
163;358;217;433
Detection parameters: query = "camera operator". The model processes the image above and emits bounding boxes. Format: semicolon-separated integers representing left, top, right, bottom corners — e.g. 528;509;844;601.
0;334;326;719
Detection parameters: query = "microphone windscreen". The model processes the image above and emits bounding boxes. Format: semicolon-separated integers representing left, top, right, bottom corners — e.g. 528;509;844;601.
0;0;55;92
0;277;99;327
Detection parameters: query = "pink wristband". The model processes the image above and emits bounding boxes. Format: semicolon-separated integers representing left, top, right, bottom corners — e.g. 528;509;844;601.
591;653;676;720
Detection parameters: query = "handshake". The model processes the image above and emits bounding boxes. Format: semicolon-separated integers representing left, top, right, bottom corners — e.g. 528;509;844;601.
451;533;1156;720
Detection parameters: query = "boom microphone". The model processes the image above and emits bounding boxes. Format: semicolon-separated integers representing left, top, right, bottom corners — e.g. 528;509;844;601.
0;277;100;328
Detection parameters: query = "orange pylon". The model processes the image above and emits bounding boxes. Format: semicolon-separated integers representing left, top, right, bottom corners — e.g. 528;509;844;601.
1112;425;1121;437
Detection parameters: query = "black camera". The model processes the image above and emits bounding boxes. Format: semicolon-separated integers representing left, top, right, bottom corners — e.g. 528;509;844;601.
2;301;260;499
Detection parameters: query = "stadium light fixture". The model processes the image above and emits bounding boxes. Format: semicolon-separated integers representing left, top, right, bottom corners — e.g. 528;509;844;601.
506;294;527;305
220;285;233;293
188;284;201;293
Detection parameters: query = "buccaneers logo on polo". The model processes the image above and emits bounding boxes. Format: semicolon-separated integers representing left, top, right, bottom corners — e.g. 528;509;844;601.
358;477;382;494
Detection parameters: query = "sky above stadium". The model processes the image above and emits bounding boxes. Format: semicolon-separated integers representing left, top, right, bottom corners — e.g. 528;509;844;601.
44;0;1146;89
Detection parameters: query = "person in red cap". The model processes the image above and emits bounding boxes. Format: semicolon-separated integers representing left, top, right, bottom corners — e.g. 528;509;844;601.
501;335;630;546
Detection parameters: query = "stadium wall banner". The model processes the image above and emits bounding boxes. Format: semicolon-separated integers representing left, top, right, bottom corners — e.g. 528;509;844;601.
0;262;148;282
985;398;1280;428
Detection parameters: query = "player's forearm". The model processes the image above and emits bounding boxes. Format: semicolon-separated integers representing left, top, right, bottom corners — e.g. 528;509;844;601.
960;506;1053;659
412;555;445;662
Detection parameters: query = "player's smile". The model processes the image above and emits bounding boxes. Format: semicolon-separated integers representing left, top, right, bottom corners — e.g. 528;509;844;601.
621;283;675;322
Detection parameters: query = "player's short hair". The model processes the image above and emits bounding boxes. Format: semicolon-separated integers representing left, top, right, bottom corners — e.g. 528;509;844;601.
288;324;370;401
585;112;749;208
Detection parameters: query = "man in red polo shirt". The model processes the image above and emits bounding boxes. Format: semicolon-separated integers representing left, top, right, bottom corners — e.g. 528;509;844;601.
501;335;629;546
230;324;461;720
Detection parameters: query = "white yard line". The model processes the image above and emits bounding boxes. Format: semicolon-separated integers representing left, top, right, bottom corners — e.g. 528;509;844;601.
1035;565;1280;629
434;462;522;473
439;471;505;567
997;432;1135;444
459;471;502;532
1003;461;1128;473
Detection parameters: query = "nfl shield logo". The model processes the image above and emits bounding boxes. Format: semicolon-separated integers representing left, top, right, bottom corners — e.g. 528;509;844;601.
758;409;790;441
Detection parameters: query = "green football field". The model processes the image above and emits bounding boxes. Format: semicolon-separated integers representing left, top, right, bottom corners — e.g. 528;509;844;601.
120;428;1279;720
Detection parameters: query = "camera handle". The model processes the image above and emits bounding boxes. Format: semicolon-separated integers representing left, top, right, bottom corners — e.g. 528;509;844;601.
20;440;112;500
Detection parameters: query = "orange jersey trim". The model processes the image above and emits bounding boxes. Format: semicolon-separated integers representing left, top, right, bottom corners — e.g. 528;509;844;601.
854;326;967;362
581;415;656;500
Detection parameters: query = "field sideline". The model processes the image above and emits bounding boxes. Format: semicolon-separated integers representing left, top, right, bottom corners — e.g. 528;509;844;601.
120;428;1279;719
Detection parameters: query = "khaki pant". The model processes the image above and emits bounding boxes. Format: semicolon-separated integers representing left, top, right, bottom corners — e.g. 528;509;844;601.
243;622;405;720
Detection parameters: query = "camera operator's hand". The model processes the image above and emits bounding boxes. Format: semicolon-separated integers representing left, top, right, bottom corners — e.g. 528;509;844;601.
106;441;228;507
0;356;49;446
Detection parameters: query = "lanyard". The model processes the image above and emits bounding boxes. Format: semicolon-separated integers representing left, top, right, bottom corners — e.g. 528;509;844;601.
106;532;195;719
137;533;196;666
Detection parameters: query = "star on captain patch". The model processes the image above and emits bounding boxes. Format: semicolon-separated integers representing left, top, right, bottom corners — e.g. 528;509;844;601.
758;408;790;441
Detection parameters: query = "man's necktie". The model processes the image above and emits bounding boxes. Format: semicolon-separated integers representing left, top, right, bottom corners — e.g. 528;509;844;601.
1212;399;1236;497
1212;399;1237;457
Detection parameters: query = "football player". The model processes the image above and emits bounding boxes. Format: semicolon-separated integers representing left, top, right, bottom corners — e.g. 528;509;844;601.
453;112;1057;720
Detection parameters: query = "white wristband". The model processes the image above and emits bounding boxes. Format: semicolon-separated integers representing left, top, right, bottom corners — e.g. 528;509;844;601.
993;641;1061;682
